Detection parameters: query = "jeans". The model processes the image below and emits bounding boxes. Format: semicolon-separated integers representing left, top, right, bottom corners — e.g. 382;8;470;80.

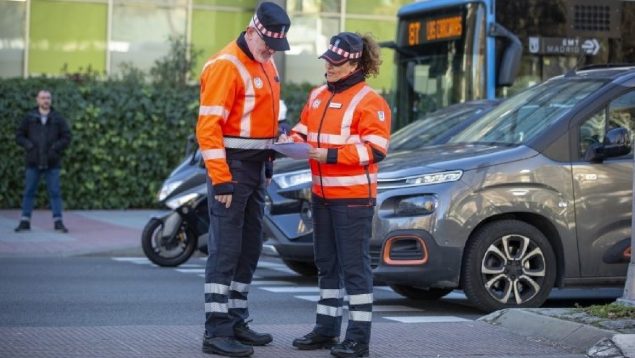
20;167;63;220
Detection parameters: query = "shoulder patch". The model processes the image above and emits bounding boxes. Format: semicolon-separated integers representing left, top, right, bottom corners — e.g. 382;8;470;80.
377;111;385;122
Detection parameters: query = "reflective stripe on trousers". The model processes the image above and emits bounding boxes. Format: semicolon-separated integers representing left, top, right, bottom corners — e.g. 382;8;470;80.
311;202;374;344
204;159;265;337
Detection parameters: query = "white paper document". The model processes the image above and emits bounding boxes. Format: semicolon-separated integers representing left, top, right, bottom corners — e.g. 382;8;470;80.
272;142;312;160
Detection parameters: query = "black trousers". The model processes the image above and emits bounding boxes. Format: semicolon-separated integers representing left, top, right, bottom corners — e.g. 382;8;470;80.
311;198;374;344
204;159;265;337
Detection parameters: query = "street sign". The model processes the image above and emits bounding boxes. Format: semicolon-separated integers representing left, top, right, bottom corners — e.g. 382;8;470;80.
581;39;600;55
527;36;601;56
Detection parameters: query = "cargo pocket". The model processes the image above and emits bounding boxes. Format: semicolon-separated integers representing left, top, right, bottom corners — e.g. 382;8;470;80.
345;206;374;241
347;205;374;219
210;197;230;217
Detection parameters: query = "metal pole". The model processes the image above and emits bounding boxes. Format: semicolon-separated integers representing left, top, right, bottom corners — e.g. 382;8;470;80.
106;0;113;76
618;154;635;306
23;0;31;78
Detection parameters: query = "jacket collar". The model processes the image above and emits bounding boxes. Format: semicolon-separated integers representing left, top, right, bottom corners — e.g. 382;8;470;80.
236;32;256;62
29;107;55;117
326;70;364;93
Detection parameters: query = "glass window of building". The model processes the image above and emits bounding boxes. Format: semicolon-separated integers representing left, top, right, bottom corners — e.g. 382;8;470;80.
286;15;340;84
29;0;107;76
110;0;187;75
191;1;256;75
286;0;409;89
0;0;26;78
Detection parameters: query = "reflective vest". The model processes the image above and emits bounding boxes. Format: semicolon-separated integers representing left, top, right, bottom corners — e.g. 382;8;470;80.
291;81;391;201
196;41;280;187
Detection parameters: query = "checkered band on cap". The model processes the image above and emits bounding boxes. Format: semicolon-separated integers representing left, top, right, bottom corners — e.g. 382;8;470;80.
252;15;287;39
328;44;361;59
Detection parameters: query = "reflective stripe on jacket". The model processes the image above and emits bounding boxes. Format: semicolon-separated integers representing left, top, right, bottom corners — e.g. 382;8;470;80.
196;41;280;192
291;81;391;202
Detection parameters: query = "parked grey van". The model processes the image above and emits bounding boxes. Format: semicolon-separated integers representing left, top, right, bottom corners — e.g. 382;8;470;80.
374;66;634;312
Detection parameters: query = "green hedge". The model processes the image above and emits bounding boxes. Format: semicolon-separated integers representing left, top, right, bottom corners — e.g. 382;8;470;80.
0;78;314;209
0;77;199;209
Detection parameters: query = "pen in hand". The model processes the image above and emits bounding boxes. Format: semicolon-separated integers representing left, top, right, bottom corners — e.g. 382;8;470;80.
278;128;291;143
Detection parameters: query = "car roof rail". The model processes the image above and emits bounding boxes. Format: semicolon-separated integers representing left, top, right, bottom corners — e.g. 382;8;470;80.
577;63;635;71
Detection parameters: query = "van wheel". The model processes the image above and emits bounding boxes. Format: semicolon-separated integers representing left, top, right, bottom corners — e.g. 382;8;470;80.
390;285;453;300
462;220;556;312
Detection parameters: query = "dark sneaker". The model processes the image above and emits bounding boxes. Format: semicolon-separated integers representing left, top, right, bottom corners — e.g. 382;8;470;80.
234;320;273;346
330;339;369;358
14;220;30;232
54;221;68;233
292;331;339;350
202;336;253;357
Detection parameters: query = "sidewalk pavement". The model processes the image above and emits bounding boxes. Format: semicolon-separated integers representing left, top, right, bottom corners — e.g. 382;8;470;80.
0;209;633;357
0;209;156;257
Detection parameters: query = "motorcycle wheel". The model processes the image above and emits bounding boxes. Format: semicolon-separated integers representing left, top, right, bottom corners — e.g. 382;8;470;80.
141;218;197;267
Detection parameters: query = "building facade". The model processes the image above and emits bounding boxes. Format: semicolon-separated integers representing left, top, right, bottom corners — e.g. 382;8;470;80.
0;0;410;90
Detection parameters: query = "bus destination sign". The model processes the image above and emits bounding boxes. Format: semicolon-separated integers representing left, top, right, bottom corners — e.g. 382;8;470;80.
406;15;463;46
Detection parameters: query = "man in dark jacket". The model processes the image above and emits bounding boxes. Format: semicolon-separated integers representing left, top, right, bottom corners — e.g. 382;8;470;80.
15;90;71;233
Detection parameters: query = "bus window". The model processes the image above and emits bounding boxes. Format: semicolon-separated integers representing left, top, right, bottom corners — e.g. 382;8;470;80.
393;2;486;129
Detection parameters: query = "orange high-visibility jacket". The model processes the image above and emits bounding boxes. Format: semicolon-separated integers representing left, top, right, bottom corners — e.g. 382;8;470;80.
291;81;391;203
196;41;280;193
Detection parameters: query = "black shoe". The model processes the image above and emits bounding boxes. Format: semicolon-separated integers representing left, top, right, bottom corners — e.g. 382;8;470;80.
54;221;68;233
202;336;254;357
234;320;272;346
292;331;339;350
14;220;30;232
330;339;369;358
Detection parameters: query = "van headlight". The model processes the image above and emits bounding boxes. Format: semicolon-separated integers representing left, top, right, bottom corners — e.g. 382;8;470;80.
272;169;312;189
404;170;463;186
394;195;438;216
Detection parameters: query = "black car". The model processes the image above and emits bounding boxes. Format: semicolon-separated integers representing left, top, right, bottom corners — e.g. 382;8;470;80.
263;100;501;275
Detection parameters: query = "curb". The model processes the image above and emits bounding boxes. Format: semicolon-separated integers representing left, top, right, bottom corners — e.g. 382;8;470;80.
479;308;616;353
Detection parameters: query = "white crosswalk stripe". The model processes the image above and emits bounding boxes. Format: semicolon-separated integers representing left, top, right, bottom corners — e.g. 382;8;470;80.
259;287;320;293
176;268;205;274
252;280;296;285
111;257;473;324
383;316;471;323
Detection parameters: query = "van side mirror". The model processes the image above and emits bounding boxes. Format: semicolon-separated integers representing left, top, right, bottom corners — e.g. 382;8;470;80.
604;127;631;158
584;127;632;162
490;23;522;87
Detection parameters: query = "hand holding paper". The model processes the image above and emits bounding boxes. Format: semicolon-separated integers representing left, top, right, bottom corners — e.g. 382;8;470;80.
272;142;312;159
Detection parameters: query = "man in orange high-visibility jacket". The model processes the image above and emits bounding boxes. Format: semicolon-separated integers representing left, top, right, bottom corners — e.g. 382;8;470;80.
196;2;291;357
289;32;391;358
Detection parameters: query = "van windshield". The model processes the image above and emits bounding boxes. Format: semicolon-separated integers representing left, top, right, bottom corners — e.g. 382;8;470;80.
450;78;606;145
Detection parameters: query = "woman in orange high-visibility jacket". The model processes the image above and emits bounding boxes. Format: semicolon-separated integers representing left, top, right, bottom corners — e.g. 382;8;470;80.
289;32;391;358
196;3;291;357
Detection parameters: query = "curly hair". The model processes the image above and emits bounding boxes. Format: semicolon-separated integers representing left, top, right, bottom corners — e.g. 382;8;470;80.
352;33;382;79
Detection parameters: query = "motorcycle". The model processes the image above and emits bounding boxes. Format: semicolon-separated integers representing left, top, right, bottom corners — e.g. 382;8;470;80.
141;136;209;267
143;101;291;266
